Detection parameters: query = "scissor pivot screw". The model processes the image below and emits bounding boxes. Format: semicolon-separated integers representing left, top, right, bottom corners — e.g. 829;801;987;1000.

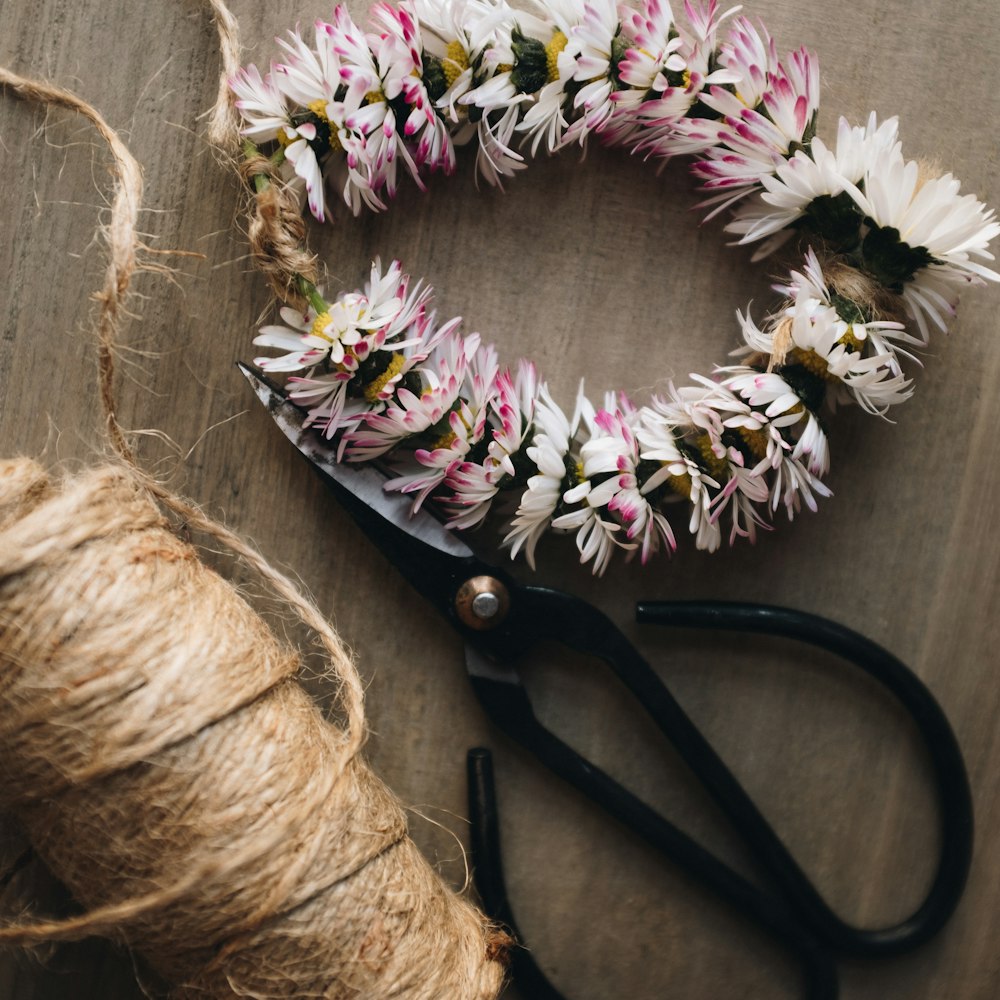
455;576;510;630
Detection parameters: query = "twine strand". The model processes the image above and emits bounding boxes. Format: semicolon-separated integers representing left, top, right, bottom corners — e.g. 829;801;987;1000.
0;4;508;994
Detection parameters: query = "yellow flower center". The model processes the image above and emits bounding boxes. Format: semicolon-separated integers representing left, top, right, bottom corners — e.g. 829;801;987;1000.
497;62;513;73
738;425;770;461
432;429;458;451
278;102;343;154
310;312;335;342
695;434;729;478
838;326;863;352
682;69;692;90
308;99;329;121
668;472;692;499
365;90;383;105
789;347;832;380
546;31;568;82
364;353;407;403
444;40;470;88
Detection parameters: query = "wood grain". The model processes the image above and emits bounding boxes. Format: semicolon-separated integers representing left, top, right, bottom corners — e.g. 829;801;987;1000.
1;0;998;997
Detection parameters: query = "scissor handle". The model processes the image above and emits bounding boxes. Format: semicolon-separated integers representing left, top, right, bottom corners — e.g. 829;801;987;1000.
470;587;971;964
634;600;973;956
465;743;838;1000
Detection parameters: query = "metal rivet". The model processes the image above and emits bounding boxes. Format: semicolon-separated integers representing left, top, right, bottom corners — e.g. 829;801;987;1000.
471;592;501;620
455;576;510;630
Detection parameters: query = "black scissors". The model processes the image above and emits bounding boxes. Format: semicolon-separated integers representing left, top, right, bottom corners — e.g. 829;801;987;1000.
241;362;972;1000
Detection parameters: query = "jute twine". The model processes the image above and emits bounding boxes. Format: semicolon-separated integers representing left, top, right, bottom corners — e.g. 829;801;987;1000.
204;0;320;305
0;11;508;997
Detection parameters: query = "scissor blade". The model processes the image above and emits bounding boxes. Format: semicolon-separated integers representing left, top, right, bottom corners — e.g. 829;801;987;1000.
239;362;473;561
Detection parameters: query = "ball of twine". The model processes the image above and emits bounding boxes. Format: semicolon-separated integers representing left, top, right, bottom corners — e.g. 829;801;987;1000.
0;458;508;997
0;4;509;992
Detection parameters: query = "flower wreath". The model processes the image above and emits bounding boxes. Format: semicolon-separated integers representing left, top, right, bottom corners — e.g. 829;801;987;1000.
233;0;998;575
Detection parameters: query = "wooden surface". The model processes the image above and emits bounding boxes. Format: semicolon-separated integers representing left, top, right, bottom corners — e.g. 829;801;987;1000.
1;0;999;997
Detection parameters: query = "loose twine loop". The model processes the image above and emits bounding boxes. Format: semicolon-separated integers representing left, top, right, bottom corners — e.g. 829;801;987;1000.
0;4;508;996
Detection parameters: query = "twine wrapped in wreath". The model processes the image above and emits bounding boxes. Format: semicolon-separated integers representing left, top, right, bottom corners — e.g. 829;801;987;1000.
0;21;508;1000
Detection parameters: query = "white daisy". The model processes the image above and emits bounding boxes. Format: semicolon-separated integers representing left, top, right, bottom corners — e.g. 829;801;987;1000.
602;0;685;147
516;0;588;155
642;376;773;543
369;1;456;175
776;247;920;366
842;145;1000;339
560;0;622;146
631;0;742;160
417;0;538;187
383;391;486;511
231;64;291;143
504;381;590;569
690;47;820;213
549;396;639;574
771;289;913;418
344;329;479;461
445;360;538;529
726;114;900;253
589;406;677;564
414;333;504;495
636;399;722;552
254;259;424;372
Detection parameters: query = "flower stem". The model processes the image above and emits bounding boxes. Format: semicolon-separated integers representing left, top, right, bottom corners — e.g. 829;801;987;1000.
297;274;328;313
242;140;287;194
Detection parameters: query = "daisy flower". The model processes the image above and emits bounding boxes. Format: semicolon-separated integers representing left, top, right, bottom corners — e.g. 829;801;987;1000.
548;395;640;574
841;145;1000;340
383;335;500;510
321;4;403;213
560;0;622;146
516;0;590;155
586;406;677;564
719;365;829;478
688;46;820;214
418;0;540;185
635;399;723;552
251;261;429;440
734;285;913;420
504;382;590;568
630;0;742;160
602;0;685;147
344;328;480;461
369;1;456;175
642;376;771;542
267;23;358;221
776;248;922;371
231;64;292;143
382;393;485;510
254;259;425;372
726;114;900;255
445;360;538;529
